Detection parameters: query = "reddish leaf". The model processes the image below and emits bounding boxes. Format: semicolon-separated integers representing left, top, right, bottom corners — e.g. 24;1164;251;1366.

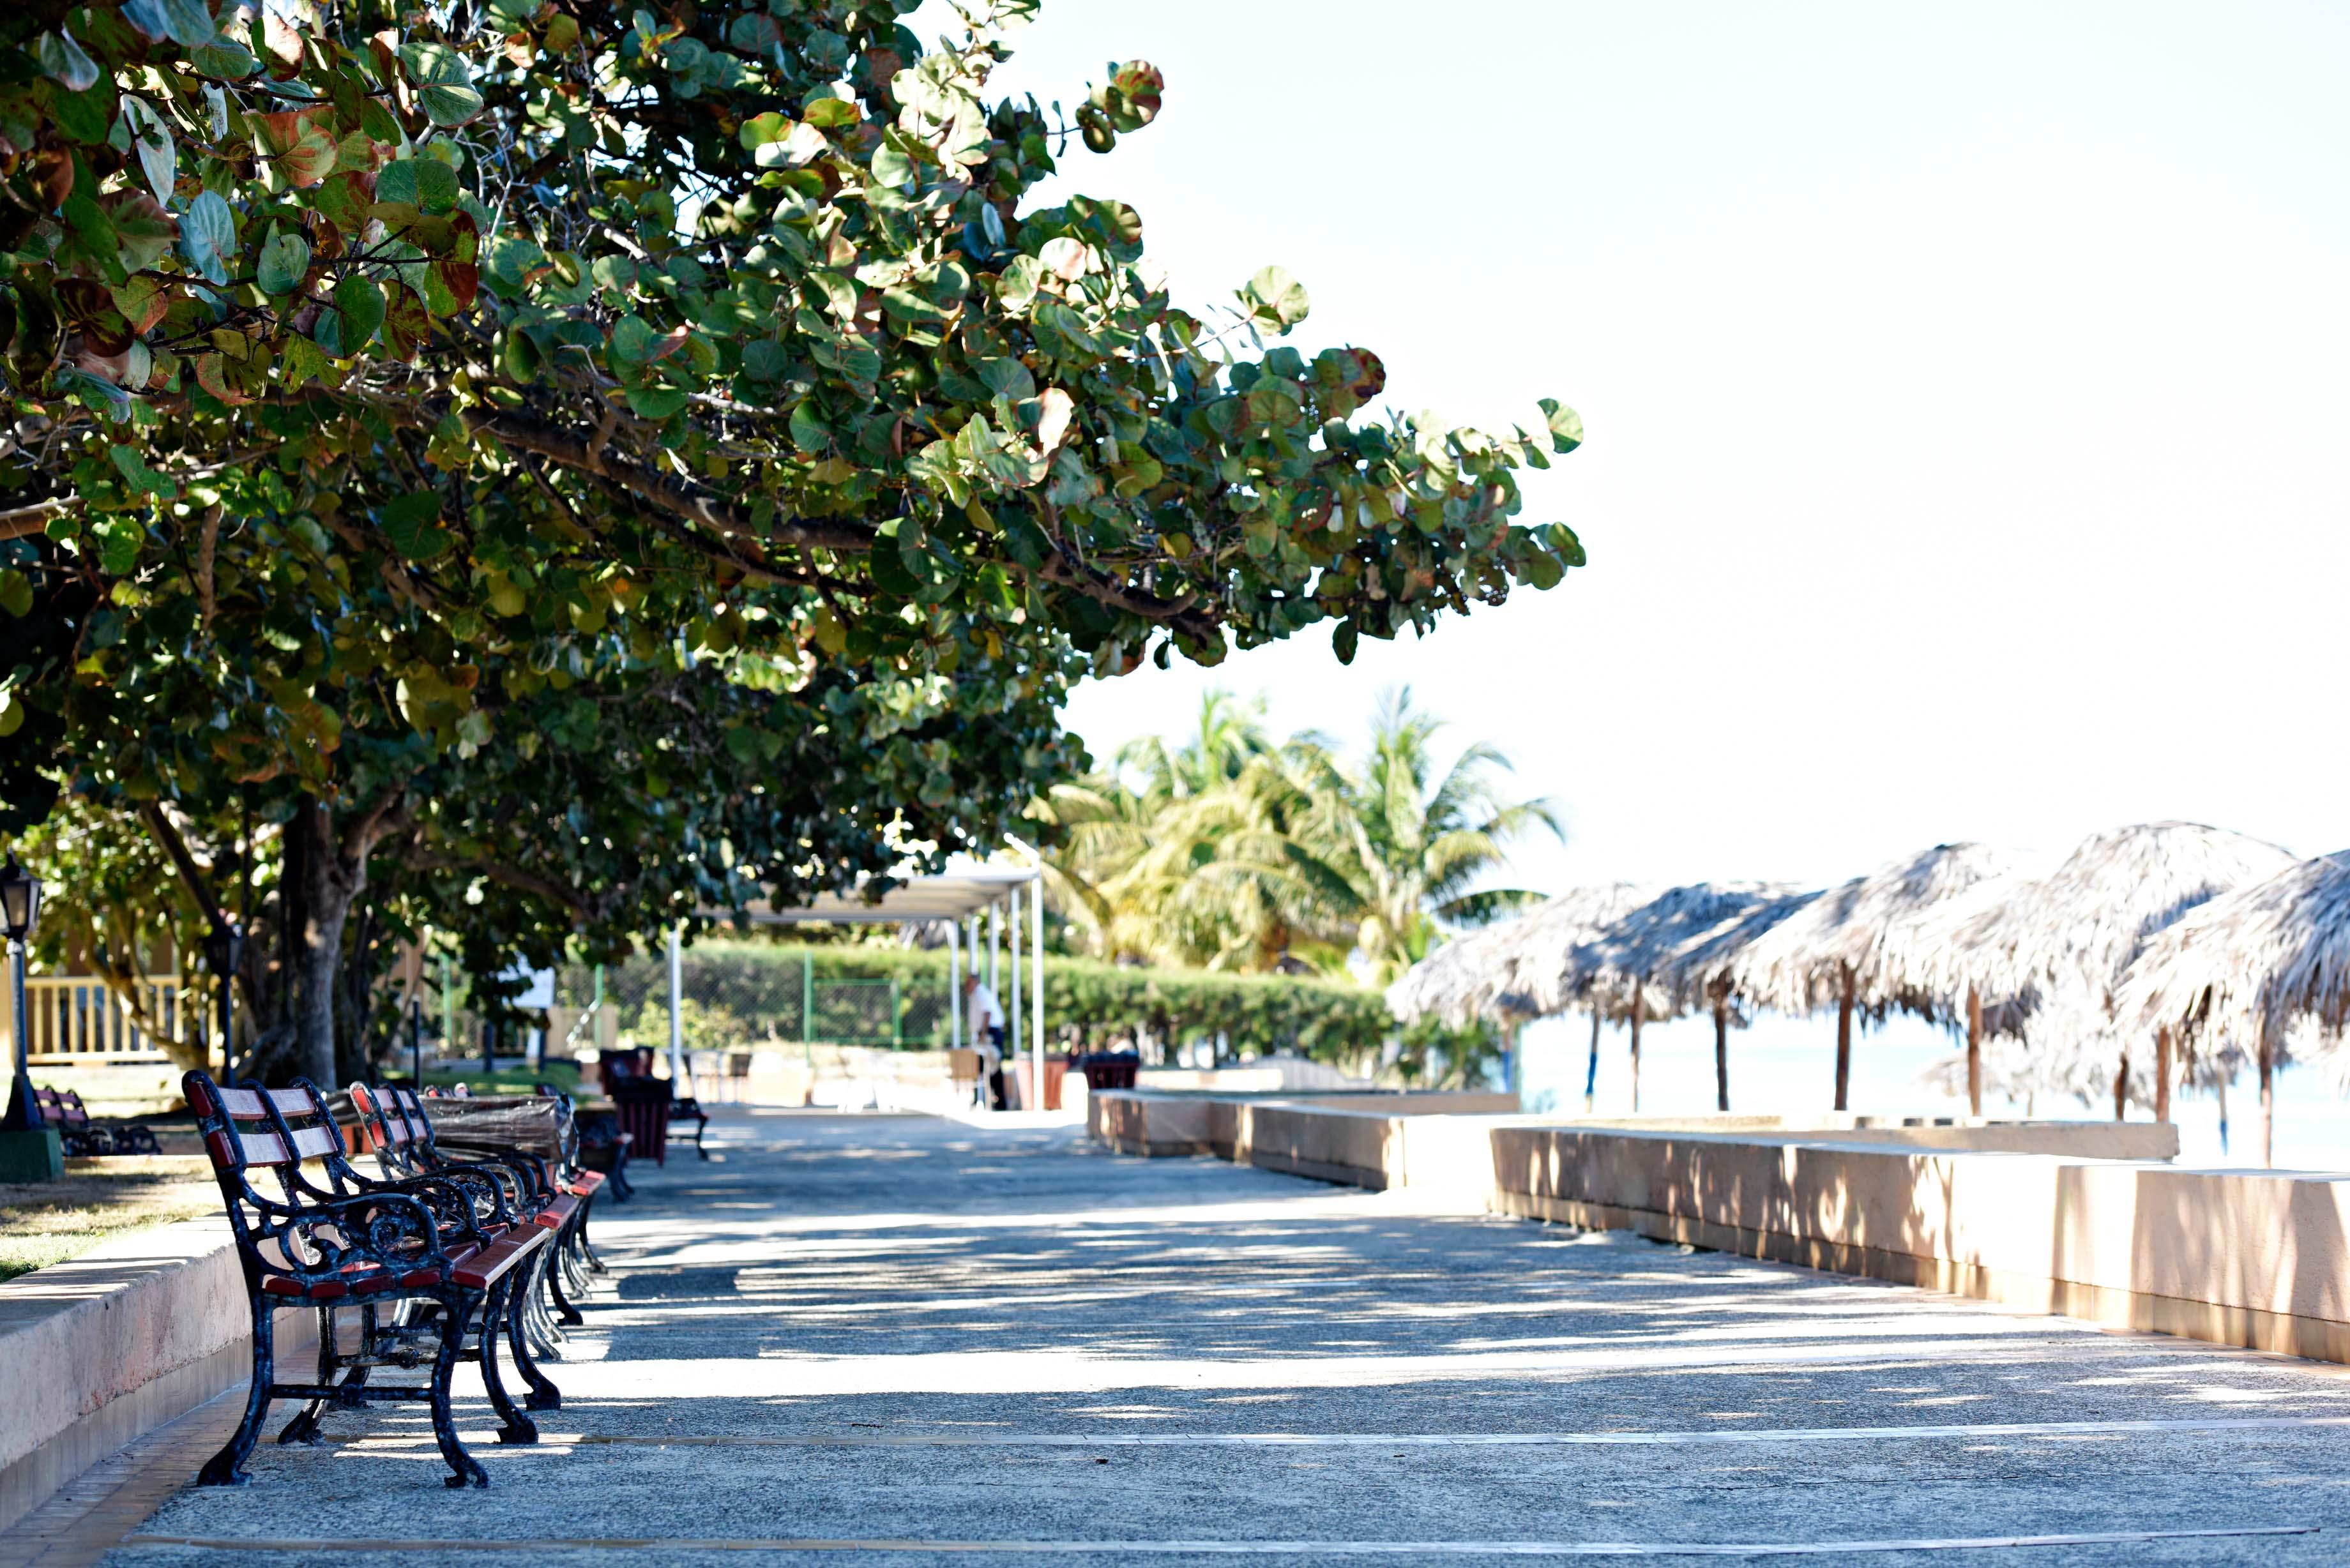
382;285;429;359
432;257;478;311
193;352;249;405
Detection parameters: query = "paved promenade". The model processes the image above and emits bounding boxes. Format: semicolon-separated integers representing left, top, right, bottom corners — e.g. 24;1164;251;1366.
50;1110;2350;1563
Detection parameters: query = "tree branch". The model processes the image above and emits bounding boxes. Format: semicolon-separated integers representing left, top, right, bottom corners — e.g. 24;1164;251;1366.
0;497;72;540
404;847;595;924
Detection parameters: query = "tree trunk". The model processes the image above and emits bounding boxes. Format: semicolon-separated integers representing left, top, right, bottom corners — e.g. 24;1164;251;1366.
1629;987;1644;1115
2112;1049;2128;1121
1965;986;1983;1117
1833;965;1853;1112
2154;1027;2172;1124
291;795;403;1089
1713;995;1730;1112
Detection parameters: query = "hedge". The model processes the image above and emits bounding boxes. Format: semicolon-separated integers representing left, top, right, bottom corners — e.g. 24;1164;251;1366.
562;940;1492;1081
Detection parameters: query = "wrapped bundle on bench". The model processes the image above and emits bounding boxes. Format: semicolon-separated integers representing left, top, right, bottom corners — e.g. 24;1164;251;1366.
183;1071;558;1489
351;1083;608;1335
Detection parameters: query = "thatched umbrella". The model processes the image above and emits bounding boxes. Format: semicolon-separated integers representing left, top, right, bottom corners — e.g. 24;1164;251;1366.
2119;850;2350;1165
1927;822;2296;1124
1584;882;1812;1113
1731;843;2022;1114
1384;919;1532;1032
1501;882;1669;1111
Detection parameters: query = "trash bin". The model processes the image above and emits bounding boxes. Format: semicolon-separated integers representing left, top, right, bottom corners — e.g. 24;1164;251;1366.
1078;1052;1141;1092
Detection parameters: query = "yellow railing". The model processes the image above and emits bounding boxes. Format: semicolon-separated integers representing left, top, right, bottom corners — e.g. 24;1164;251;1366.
5;973;190;1060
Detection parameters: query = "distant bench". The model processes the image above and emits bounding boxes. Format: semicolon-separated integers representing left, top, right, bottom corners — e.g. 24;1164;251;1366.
33;1085;161;1157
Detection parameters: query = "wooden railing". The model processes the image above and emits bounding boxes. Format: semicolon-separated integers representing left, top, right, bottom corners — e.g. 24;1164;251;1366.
5;973;189;1060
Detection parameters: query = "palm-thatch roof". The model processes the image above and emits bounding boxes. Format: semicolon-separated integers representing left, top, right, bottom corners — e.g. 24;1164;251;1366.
1584;882;1816;1016
1923;822;2296;1095
1384;917;1538;1029
2118;850;2350;1083
1731;843;2021;1022
1500;882;1669;1018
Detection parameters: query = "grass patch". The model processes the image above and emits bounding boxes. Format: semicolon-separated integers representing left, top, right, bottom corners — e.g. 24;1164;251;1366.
416;1059;582;1097
0;1157;220;1283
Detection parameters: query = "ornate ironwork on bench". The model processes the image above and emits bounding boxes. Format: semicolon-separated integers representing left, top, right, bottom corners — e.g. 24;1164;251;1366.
184;1070;558;1489
350;1082;607;1335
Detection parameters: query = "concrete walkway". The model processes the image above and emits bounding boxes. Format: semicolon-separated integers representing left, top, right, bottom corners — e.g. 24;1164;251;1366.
70;1110;2350;1563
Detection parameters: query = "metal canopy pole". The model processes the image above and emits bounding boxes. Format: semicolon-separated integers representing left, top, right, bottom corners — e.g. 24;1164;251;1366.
1006;887;1021;1105
948;920;962;1059
988;901;1000;993
1031;870;1043;1110
667;925;685;1085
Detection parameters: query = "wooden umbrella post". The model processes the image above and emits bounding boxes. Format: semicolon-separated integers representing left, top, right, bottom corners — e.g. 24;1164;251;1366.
1713;991;1730;1113
1965;985;1983;1118
2260;1032;2276;1169
2113;1050;2128;1122
1582;1009;1600;1113
1629;986;1644;1115
2154;1026;2172;1124
1833;964;1854;1113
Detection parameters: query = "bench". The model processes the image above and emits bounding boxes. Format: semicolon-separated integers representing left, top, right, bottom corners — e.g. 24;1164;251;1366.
33;1085;162;1156
184;1070;557;1488
352;1082;606;1334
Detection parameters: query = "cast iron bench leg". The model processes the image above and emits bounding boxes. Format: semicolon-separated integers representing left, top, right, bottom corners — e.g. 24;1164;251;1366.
198;1295;274;1486
478;1278;540;1447
427;1290;490;1488
507;1263;563;1411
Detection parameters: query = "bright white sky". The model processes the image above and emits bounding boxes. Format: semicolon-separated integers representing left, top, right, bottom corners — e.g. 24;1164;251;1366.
948;0;2350;898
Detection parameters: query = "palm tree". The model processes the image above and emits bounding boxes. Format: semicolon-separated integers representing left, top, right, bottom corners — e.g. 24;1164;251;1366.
1311;688;1561;987
1036;687;1558;988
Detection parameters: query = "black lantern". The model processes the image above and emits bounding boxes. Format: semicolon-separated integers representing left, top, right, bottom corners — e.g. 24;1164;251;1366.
2;854;42;1133
0;856;38;944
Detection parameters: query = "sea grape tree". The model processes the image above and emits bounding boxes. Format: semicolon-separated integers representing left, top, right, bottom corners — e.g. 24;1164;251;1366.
0;0;1587;1083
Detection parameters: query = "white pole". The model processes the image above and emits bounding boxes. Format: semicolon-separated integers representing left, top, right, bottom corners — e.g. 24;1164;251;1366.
1006;887;1022;1104
1031;870;1044;1108
988;901;1000;993
947;919;962;1059
666;924;685;1085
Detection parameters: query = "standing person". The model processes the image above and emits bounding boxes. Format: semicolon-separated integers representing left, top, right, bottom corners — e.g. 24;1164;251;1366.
963;972;1006;1109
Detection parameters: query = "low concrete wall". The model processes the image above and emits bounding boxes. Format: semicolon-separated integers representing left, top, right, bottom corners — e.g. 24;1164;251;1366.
0;1218;301;1534
1089;1091;2350;1366
1494;1125;2350;1364
1554;1113;2179;1161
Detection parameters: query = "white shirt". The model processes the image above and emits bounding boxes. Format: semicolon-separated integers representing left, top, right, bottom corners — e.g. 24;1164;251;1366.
967;984;1004;1057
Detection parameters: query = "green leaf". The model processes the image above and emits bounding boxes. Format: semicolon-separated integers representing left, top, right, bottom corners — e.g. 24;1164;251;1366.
375;158;460;215
609;314;657;365
93;513;143;575
105;193;179;275
279;332;328;389
398;41;485;127
256;230;310;296
109;444;178;498
736;110;790;151
180;190;234;285
380;492;449;560
1239;266;1310;335
190;38;260;79
121;0;218;47
1537;397;1583;455
0;568;32;617
35;31;98;92
626;384;689;419
334;273;385;350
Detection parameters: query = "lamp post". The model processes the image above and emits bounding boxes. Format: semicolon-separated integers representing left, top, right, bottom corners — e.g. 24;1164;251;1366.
205;922;245;1087
1;855;45;1132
